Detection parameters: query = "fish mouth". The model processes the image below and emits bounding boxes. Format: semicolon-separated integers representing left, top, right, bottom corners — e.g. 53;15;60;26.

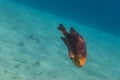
71;56;86;67
78;57;86;67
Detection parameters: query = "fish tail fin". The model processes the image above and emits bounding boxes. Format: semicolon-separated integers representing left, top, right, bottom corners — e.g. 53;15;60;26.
58;24;68;36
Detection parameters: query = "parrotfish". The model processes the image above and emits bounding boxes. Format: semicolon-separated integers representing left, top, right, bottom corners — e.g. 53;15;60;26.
58;24;87;67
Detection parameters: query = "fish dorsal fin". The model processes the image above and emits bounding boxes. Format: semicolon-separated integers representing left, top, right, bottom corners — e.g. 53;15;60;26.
70;27;83;39
70;27;80;37
70;27;77;35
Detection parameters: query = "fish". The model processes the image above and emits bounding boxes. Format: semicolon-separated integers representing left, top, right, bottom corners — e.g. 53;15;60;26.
58;24;87;67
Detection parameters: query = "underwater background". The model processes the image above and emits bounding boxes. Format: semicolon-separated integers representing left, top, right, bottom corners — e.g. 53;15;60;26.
14;0;120;36
0;0;120;80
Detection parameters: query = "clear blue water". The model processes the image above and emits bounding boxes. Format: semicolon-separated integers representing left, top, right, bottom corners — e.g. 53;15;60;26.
14;0;120;36
0;0;120;80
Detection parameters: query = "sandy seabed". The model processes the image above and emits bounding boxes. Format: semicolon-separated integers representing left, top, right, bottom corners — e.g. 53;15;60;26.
0;0;120;80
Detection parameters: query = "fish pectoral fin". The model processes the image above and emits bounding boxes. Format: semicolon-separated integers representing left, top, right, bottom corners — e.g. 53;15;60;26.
69;50;75;58
61;37;69;48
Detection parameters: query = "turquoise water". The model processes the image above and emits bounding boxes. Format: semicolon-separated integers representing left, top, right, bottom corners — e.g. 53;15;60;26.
14;0;120;36
0;0;120;80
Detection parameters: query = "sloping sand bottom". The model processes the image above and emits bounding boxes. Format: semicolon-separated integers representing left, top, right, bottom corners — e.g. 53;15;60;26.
0;0;120;80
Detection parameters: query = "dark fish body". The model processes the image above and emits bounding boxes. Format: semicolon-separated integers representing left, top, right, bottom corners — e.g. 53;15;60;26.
58;24;87;67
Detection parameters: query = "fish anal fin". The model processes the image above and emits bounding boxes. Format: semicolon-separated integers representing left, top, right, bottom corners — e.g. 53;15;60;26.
61;37;69;48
